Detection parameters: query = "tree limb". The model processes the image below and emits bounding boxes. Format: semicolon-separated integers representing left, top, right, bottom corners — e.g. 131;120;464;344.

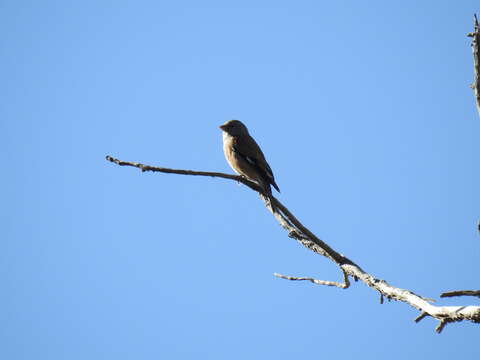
106;155;480;333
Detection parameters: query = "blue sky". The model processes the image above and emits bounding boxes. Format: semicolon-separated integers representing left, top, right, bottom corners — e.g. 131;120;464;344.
2;1;479;359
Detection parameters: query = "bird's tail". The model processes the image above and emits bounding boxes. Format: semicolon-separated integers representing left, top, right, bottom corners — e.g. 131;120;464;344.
271;180;280;193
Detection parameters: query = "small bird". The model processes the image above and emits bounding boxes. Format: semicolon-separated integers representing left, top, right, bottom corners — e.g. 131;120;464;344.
219;120;280;196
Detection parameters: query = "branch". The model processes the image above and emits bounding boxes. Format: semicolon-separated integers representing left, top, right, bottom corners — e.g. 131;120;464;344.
106;155;241;182
468;14;480;116
441;290;480;298
273;268;350;289
106;155;480;333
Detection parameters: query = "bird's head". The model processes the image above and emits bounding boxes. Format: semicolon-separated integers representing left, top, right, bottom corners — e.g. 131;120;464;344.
219;120;249;136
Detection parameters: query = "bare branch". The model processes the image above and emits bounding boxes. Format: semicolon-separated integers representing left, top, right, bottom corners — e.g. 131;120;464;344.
106;155;242;182
274;268;350;289
435;320;448;334
106;155;480;332
441;290;480;298
468;14;480;116
414;312;429;323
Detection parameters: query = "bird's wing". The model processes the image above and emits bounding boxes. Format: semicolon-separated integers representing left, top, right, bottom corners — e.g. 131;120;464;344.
233;135;279;191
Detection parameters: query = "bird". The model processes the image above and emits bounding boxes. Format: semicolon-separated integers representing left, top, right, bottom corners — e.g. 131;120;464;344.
219;120;280;196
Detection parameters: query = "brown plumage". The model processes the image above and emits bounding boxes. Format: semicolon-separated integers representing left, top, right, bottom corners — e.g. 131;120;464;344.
219;120;280;195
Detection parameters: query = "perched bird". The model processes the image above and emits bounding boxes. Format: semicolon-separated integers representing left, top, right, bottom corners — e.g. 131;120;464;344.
219;120;280;196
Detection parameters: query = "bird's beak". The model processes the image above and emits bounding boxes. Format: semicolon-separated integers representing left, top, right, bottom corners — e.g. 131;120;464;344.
219;124;226;130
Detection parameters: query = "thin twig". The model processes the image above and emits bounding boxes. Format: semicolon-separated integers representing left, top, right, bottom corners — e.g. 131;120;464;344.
441;290;480;298
435;320;448;334
274;268;350;289
468;14;480;116
106;155;242;182
414;312;429;323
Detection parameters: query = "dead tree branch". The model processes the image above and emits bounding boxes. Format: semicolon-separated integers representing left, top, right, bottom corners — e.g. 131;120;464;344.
468;14;480;116
441;290;480;298
273;269;350;289
106;155;480;333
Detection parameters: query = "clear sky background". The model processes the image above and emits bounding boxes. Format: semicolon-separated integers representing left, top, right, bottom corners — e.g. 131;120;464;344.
2;1;479;359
